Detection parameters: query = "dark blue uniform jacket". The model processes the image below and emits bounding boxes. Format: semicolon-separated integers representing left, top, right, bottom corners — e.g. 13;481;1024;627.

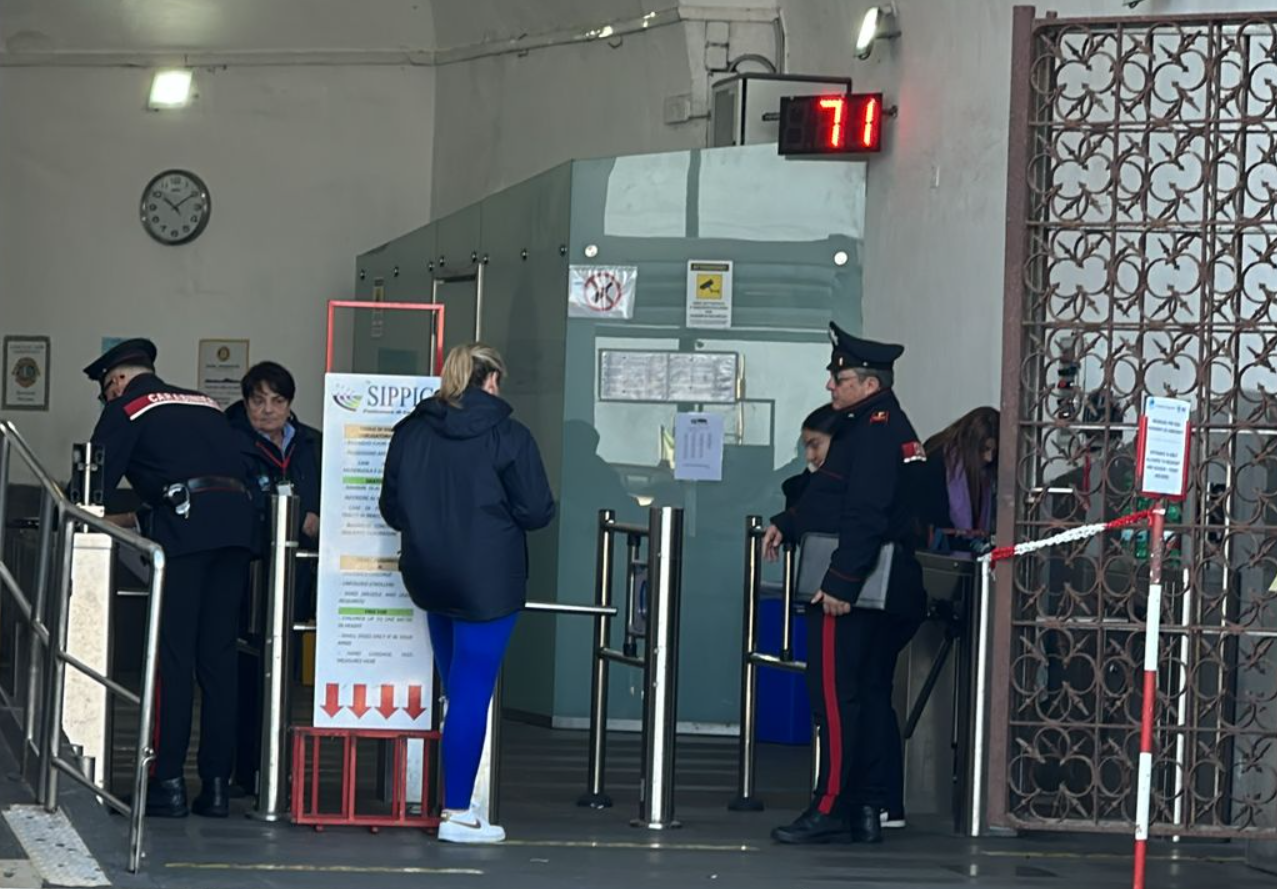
90;374;256;557
379;388;556;622
225;401;323;550
770;389;928;620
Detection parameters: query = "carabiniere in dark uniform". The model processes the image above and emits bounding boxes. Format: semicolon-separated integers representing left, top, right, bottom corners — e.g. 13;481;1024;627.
769;323;928;846
84;338;256;819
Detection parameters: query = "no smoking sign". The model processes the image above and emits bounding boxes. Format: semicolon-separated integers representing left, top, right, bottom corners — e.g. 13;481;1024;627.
569;265;637;320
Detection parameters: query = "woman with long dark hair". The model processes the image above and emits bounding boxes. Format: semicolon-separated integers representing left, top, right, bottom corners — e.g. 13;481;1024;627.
380;343;555;843
920;406;999;551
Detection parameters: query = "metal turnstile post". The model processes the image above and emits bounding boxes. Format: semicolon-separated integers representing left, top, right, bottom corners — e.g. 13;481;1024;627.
250;494;299;821
729;516;765;811
633;506;683;830
967;558;993;837
578;510;616;809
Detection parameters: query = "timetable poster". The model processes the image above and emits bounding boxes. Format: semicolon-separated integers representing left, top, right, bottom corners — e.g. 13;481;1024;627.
314;373;439;730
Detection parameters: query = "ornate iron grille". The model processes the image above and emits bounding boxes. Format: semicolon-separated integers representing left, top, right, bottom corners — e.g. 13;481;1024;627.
991;8;1277;837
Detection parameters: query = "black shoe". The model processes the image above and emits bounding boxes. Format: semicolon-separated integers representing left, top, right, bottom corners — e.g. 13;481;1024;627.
771;807;849;844
145;777;189;818
191;777;230;818
849;804;883;844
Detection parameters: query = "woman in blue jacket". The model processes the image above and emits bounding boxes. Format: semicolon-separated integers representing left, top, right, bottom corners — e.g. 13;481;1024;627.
379;343;555;844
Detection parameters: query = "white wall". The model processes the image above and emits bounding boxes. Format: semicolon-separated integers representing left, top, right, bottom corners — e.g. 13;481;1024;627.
0;64;434;469
779;0;1277;440
1;0;434;52
427;1;781;216
428;25;704;217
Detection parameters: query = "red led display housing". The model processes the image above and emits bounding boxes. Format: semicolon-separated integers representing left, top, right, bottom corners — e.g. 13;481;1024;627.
778;93;885;155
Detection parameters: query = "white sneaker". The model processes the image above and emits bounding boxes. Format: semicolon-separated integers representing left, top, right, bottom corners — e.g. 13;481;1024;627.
879;810;907;829
438;808;506;844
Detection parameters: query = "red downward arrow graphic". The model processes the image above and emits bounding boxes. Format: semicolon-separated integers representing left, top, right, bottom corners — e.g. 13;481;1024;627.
321;683;343;717
405;685;426;720
350;684;371;718
377;684;398;719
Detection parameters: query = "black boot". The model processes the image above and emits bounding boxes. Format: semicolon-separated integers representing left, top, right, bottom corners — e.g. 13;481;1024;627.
145;777;188;818
849;804;883;844
771;806;849;844
192;777;230;818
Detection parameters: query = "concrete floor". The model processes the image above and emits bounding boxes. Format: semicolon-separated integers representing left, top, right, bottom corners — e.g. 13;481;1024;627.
18;720;1268;889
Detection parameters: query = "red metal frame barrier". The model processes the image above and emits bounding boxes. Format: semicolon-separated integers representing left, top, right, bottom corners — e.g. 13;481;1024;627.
291;726;441;831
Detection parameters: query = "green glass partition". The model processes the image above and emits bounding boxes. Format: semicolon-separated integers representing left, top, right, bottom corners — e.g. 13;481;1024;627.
355;144;866;727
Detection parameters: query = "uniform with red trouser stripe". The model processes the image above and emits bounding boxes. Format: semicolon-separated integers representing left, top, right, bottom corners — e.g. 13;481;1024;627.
769;324;928;845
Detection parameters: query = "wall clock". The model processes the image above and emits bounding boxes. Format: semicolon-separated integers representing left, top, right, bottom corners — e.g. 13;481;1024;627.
140;169;211;245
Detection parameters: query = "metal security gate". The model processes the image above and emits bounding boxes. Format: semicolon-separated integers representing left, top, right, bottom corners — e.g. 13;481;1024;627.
990;6;1277;838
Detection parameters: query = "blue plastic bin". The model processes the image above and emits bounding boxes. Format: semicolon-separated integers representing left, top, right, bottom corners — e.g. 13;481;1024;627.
755;597;810;745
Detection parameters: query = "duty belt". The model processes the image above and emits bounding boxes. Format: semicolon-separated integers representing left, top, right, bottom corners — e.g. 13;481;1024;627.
161;476;249;519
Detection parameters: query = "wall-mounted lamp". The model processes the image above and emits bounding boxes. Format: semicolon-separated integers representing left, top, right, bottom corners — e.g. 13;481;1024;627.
148;69;193;110
856;5;900;61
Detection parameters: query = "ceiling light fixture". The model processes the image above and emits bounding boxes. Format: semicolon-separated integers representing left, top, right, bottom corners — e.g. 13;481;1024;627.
856;5;900;61
148;69;193;110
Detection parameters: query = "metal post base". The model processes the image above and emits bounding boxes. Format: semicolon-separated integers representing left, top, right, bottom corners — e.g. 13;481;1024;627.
727;796;765;812
631;818;682;830
246;810;289;823
576;792;614;809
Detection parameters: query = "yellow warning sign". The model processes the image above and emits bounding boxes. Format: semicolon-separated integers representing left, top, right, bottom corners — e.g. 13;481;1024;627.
686;259;732;329
695;273;723;300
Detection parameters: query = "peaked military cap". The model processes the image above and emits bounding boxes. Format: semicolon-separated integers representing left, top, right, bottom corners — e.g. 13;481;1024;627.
83;338;157;384
827;322;904;373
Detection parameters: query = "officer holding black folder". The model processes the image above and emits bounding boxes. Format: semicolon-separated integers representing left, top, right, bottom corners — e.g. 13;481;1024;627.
763;323;928;845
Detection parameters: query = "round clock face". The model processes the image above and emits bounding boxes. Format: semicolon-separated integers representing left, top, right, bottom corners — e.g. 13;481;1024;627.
140;170;210;245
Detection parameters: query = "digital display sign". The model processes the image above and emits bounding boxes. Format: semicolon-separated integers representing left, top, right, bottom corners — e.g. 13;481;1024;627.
778;93;885;156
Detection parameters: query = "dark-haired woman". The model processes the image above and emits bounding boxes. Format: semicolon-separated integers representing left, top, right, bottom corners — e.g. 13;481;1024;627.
920;407;999;552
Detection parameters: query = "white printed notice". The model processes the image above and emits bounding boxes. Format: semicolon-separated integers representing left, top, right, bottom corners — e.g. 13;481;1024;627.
314;373;440;730
674;412;725;482
1138;396;1191;499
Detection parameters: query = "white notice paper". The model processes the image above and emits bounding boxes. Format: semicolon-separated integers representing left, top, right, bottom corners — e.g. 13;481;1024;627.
2;336;50;410
686;260;733;329
314;373;440;730
1138;396;1191;498
197;339;249;409
674;412;725;482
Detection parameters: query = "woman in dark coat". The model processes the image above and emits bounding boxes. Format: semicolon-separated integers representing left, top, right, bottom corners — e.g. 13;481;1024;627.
379;343;555;844
779;404;844;510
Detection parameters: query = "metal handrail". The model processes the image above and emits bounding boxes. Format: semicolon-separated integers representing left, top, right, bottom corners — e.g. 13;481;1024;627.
0;421;165;873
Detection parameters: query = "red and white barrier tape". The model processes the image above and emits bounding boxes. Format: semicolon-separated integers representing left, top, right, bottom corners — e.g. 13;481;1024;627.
975;504;1166;889
981;508;1155;566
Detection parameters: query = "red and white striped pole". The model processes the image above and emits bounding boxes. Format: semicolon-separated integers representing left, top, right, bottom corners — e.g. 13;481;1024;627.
1133;501;1167;889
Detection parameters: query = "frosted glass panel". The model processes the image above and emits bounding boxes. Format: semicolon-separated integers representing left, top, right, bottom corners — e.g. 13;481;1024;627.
557;145;868;724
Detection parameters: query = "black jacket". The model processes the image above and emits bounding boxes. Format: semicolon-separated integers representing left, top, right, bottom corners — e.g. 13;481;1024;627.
379;388;556;621
90;374;256;557
226;400;323;549
770;389;928;619
781;469;814;510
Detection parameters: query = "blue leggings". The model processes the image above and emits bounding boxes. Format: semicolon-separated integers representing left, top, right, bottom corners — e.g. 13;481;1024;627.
427;611;518;811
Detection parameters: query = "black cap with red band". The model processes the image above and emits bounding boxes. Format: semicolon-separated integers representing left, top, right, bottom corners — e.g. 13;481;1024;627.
827;322;904;373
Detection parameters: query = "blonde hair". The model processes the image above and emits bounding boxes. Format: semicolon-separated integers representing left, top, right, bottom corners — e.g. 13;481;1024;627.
437;343;508;407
